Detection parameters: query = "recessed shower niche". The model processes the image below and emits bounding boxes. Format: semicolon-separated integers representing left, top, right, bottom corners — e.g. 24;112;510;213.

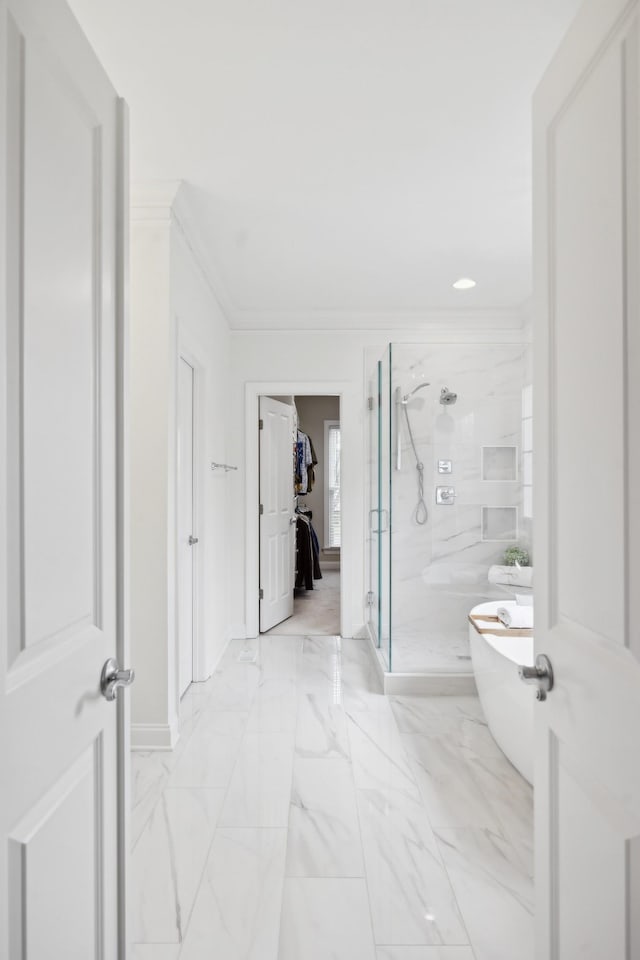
482;506;518;542
481;445;518;482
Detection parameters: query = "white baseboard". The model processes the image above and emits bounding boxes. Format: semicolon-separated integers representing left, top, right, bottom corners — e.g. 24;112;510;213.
131;721;179;751
383;672;477;696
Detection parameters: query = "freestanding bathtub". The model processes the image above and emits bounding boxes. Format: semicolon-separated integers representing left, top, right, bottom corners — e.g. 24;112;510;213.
469;600;535;784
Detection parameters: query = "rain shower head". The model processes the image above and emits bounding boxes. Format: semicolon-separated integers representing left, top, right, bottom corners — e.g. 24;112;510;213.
399;382;431;404
439;387;457;405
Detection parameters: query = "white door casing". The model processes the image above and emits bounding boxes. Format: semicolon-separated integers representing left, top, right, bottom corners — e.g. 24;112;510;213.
177;356;194;697
0;0;129;956
533;0;640;956
259;396;295;632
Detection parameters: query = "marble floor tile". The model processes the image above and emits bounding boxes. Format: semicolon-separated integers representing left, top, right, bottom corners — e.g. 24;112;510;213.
130;788;225;944
130;751;176;848
245;677;298;734
180;828;287;960
286;759;364;878
295;690;350;760
376;949;475;960
435;828;534;960
297;636;344;694
219;732;295;828
254;635;304;681
200;654;262;712
401;733;506;832
167;711;248;789
389;696;489;737
278;878;376;960
357;788;468;947
347;709;421;802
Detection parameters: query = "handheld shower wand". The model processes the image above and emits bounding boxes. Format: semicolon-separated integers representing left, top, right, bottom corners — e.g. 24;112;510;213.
395;382;430;525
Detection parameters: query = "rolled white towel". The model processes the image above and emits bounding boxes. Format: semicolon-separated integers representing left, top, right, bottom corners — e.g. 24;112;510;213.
487;564;533;588
496;604;534;629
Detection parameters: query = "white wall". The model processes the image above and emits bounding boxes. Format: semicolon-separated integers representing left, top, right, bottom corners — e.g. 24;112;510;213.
227;322;527;642
130;185;231;749
171;214;232;680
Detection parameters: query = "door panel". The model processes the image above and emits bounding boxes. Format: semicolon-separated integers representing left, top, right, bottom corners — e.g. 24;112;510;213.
533;1;640;956
259;397;294;632
178;357;194;697
0;0;127;955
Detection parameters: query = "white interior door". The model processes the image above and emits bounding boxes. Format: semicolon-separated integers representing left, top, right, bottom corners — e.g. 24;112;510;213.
177;357;195;697
259;396;295;632
0;0;129;956
533;0;640;956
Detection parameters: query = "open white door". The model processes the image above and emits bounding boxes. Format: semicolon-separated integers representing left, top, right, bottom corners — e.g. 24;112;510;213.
533;0;640;956
0;0;130;956
259;396;295;632
177;357;195;697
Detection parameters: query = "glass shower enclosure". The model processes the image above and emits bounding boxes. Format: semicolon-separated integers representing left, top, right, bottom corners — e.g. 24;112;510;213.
367;341;531;676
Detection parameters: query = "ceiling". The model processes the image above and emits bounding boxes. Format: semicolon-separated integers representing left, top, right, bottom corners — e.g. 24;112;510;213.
68;0;581;329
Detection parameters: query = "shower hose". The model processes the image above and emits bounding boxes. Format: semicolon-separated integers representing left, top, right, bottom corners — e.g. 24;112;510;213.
402;405;428;525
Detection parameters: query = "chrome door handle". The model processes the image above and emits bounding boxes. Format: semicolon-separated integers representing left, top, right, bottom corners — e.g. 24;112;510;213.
289;516;297;525
369;508;389;533
518;654;554;701
188;535;199;545
101;658;135;701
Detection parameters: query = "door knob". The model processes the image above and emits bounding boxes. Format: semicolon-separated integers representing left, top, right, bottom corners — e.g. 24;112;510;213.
519;654;554;701
188;535;199;545
101;658;135;701
289;516;297;525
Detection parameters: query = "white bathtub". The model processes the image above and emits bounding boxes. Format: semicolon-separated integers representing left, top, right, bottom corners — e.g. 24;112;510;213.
469;600;535;784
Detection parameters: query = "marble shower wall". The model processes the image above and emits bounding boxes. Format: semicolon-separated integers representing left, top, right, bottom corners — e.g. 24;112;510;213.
389;342;529;674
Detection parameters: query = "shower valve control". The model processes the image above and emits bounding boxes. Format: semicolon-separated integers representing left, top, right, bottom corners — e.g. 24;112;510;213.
436;486;456;505
438;460;452;474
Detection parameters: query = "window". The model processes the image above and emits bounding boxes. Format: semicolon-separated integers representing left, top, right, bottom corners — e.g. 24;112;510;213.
324;420;341;548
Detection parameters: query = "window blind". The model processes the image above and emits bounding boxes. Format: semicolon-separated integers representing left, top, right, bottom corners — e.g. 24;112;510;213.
326;423;341;547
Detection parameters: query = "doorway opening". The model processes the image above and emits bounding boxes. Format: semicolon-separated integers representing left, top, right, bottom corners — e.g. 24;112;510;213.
259;394;341;636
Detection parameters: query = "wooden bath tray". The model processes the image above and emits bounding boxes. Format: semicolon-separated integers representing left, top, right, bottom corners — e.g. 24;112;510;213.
468;613;533;638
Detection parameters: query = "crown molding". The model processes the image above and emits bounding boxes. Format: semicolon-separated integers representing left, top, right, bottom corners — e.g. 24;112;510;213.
130;181;532;335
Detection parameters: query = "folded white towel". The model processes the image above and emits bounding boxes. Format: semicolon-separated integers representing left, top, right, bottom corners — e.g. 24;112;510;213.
488;565;533;588
496;604;534;629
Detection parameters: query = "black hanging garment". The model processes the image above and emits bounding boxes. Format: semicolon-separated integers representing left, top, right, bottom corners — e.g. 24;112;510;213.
295;511;322;590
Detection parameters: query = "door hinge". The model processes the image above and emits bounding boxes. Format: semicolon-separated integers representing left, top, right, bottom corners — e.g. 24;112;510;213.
259;503;264;515
367;396;374;411
259;588;264;600
366;590;375;606
259;418;264;430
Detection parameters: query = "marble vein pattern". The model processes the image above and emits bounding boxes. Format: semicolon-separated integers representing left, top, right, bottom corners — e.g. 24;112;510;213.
218;731;295;828
180;828;287;960
130;787;225;944
278;878;376;960
286;758;364;878
357;787;468;946
435;828;534;960
167;710;248;789
129;638;534;960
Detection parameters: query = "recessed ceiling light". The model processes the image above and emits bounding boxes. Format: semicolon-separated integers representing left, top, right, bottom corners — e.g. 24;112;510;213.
452;277;476;290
